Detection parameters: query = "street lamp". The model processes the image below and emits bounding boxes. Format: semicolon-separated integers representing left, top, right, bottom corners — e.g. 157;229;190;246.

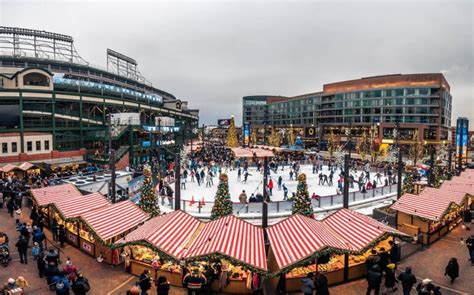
107;113;117;204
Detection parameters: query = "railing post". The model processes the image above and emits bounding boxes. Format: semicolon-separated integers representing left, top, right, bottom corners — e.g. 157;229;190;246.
330;195;333;206
318;197;321;208
182;199;185;211
352;192;355;202
277;201;280;212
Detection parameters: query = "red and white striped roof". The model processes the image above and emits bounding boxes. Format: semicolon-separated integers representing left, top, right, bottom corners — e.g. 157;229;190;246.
267;214;349;270
419;187;467;205
53;192;109;219
323;208;407;252
31;184;83;207
116;210;202;260
184;215;267;271
0;163;19;173
441;181;474;196
81;201;148;241
449;176;474;184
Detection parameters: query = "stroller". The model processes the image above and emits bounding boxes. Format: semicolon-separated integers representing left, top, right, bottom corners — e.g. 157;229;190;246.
0;244;11;267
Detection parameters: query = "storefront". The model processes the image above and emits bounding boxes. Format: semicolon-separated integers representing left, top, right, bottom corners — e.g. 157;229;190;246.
392;187;469;245
30;184;83;227
80;201;148;264
115;210;203;285
49;192;109;249
267;209;408;293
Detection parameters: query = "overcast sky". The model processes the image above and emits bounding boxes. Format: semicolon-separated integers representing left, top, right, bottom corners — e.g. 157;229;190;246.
1;0;472;126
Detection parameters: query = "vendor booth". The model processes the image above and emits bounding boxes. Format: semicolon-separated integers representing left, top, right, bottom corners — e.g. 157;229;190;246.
267;209;408;293
115;210;203;286
80;201;148;264
391;187;469;245
30;184;83;226
49;192;109;249
184;215;268;294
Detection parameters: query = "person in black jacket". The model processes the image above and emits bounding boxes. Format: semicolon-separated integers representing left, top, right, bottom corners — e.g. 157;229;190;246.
388;240;400;264
314;272;329;295
138;269;152;294
383;263;398;293
397;266;417;295
58;224;67;248
444;257;459;284
37;251;46;278
378;247;390;273
156;276;170;295
464;210;472;230
15;235;28;264
467;234;474;265
72;273;91;295
366;265;382;295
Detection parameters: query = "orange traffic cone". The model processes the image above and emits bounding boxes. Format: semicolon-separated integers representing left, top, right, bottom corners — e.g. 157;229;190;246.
189;196;195;206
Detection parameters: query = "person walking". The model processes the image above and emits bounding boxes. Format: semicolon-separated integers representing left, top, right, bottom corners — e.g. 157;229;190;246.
389;240;400;264
239;190;248;203
366;265;382;295
466;234;474;265
278;176;283;190
314;272;329;295
463;209;472;230
58;225;67;248
183;268;207;295
300;273;315;295
383;263;398;294
444;257;459;284
397;266;417;295
72;273;91;295
138;269;152;295
156;276;170;295
268;179;274;196
15;235;28;264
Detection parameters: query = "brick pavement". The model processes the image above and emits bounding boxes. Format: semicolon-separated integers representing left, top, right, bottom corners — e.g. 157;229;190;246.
1;200;472;294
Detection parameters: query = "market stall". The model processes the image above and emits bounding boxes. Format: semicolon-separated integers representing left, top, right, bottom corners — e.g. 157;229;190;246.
30;184;83;226
114;210;203;285
49;192;109;249
0;163;22;179
391;187;469;245
266;214;350;292
184;215;268;294
267;208;408;293
230;147;275;158
80;200;148;264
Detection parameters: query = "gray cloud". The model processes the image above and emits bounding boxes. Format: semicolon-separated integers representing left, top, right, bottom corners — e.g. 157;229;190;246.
1;0;472;126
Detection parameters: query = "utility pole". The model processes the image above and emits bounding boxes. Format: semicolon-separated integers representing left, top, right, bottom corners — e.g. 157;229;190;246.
108;114;116;203
396;121;402;200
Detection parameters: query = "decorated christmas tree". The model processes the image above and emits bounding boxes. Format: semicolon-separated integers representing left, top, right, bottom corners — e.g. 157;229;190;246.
358;131;369;160
402;173;415;194
138;167;160;217
268;128;281;147
292;173;314;218
210;173;233;220
251;129;257;146
226;116;239;147
328;129;336;158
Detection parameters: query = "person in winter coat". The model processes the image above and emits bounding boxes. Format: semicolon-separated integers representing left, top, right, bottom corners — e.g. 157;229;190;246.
58;225;67;248
366;250;381;272
268;179;274;196
238;190;248;203
138;269;152;295
366;265;382;295
444;257;459;284
388;240;399;264
466;234;474;265
15;235;28;264
416;278;435;295
37;251;46;278
53;274;71;295
72;274;91;295
156;276;170;295
464;210;472;230
183;268;207;295
383;263;398;293
314;272;329;295
378;247;390;273
300;273;315;295
398;267;417;295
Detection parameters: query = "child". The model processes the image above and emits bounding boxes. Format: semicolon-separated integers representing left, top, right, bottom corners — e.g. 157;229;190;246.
32;242;40;260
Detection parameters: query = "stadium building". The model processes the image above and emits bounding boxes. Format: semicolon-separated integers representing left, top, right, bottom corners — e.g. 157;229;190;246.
0;26;199;168
243;73;452;152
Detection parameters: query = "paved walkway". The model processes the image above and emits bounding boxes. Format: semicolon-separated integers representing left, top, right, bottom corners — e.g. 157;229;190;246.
1;200;472;294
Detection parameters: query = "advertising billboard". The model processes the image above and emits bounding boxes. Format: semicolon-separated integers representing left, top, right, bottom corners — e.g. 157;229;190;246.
243;122;250;146
218;119;231;126
455;117;469;164
304;126;318;138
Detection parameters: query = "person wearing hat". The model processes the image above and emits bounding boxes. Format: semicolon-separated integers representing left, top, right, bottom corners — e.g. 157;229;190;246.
383;263;398;294
183;268;207;295
416;278;434;295
5;278;17;290
72;273;90;295
444;257;459;284
138;269;152;295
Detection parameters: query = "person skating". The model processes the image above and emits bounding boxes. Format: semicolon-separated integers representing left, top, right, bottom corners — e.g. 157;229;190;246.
444;257;459;284
397;266;416;295
300;273;315;295
314;272;329;295
278;176;283;190
268;179;274;196
383;263;398;294
156;276;170;295
72;273;90;295
138;269;152;295
366;265;382;295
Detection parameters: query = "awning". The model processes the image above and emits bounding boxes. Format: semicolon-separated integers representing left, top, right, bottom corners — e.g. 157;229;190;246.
420;187;468;205
184;215;267;271
230;147;274;158
441;181;474;196
81;201;148;241
323;208;408;252
115;210;202;260
52;192;109;220
17;162;41;171
267;214;349;270
31;184;83;207
0;164;20;173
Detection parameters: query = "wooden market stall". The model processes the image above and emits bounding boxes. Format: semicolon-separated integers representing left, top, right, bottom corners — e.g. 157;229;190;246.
80;200;148;264
30;184;83;226
184;215;268;294
266;214;350;292
115;210;203;286
0;163;22;179
50;192;109;249
391;187;469;245
267;209;408;293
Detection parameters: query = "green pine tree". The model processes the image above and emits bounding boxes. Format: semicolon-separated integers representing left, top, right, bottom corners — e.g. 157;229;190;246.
138;168;160;217
292;173;314;218
402;173;415;194
226;116;239;147
210;173;233;220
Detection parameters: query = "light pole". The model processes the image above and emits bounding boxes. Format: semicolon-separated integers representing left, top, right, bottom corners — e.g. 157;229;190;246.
108;114;116;203
395;121;402;200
